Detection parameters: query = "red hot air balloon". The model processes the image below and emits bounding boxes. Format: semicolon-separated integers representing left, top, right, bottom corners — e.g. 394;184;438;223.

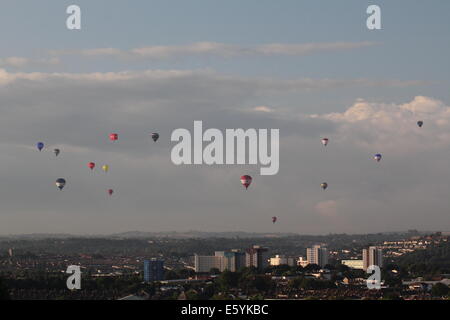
88;162;96;170
109;133;118;141
108;189;114;196
240;175;252;190
272;216;277;224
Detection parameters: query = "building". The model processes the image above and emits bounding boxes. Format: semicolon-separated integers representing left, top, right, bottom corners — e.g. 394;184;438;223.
306;245;329;267
194;254;221;273
143;259;164;282
195;250;246;273
215;250;246;272
270;255;296;267
245;245;269;270
297;256;309;268
363;247;383;271
341;259;364;270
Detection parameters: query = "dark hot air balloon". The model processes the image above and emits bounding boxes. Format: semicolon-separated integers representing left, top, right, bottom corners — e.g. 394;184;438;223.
240;175;252;190
56;178;66;190
151;133;159;142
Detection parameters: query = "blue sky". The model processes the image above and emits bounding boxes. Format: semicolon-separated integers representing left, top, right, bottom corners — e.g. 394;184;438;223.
0;1;449;234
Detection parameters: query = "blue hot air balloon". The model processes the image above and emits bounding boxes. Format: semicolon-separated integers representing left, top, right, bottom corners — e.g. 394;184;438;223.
374;154;382;162
37;142;44;151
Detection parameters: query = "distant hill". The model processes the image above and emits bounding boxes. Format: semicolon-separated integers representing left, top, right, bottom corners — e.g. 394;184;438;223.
396;240;450;273
0;230;427;240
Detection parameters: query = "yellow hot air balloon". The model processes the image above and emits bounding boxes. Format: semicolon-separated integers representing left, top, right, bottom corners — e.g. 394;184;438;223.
102;165;109;173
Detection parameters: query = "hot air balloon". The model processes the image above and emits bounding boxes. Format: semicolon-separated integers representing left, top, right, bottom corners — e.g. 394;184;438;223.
54;149;60;157
109;133;118;141
102;165;109;173
272;216;277;224
108;189;114;196
321;182;328;190
240;175;252;190
417;121;423;128
56;178;66;190
37;142;44;151
321;138;329;146
88;162;96;170
151;133;159;142
374;154;382;162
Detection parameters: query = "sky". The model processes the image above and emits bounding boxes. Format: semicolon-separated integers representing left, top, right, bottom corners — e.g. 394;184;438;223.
0;0;449;235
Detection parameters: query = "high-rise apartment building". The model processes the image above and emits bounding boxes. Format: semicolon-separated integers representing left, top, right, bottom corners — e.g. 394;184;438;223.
362;247;383;270
306;245;329;267
245;245;269;270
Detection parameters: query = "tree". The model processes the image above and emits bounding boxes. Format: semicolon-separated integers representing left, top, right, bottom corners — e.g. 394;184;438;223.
431;283;450;297
210;268;221;275
217;270;239;292
0;278;10;300
164;270;178;280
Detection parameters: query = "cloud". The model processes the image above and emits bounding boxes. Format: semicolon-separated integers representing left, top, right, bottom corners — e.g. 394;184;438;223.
252;106;274;113
0;67;445;234
314;200;338;218
311;96;450;152
0;57;60;69
50;41;380;59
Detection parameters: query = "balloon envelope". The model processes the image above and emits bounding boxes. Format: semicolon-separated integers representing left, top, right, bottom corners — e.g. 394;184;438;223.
56;178;66;190
109;133;118;141
374;154;382;162
272;216;277;224
54;149;60;156
417;121;423;128
108;189;114;196
321;138;329;146
240;175;252;189
102;165;109;172
88;162;95;170
151;133;159;142
37;142;44;151
321;183;328;190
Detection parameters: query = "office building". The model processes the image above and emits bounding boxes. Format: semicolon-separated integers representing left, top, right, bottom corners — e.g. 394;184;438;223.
143;259;164;282
194;254;221;273
270;255;296;267
341;259;364;270
215;250;246;272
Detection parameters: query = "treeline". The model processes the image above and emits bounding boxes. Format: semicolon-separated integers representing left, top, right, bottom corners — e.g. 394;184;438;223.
0;232;417;258
395;241;450;276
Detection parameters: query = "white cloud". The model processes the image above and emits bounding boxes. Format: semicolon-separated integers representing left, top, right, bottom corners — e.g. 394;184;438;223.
0;57;29;68
252;106;274;113
312;96;450;152
0;56;60;69
50;41;379;59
